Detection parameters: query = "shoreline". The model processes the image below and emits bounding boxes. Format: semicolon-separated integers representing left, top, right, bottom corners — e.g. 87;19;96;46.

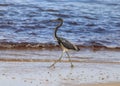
0;58;120;64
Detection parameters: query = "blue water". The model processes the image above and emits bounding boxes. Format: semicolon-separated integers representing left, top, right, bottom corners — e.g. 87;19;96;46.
0;0;120;48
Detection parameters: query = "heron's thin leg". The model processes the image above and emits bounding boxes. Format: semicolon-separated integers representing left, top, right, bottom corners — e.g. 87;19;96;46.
49;51;64;68
65;51;74;67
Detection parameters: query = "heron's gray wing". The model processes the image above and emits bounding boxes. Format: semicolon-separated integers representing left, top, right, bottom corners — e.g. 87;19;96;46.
57;37;79;51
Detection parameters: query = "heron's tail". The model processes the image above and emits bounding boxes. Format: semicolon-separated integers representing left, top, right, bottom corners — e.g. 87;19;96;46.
76;46;80;51
73;45;80;51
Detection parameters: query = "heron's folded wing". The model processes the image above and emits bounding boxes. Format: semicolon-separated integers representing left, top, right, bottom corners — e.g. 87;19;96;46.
58;37;79;51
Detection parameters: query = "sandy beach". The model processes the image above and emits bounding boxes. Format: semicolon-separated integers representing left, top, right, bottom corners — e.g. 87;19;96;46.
0;49;120;86
0;0;120;85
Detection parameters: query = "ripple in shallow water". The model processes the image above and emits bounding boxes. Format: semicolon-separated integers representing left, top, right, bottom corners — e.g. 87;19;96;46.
0;0;120;48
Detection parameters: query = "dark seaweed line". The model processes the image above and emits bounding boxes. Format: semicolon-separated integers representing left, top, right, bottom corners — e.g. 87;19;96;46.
0;42;120;51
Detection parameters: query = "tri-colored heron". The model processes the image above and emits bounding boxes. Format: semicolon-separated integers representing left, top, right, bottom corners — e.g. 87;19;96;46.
50;18;80;68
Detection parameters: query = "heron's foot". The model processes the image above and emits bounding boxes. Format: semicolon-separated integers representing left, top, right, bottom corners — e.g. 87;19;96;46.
49;64;55;68
71;64;74;68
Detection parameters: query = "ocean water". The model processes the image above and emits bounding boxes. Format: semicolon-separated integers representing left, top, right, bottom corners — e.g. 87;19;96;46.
0;0;120;48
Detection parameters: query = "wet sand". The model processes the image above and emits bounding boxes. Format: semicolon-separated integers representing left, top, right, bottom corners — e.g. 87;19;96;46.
0;49;120;86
